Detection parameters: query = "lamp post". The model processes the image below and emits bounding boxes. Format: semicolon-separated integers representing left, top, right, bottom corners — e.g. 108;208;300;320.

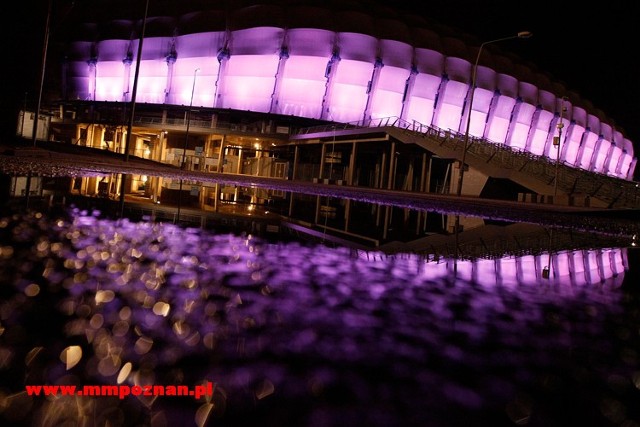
118;0;149;218
455;31;532;197
553;96;568;199
24;0;52;209
175;67;200;225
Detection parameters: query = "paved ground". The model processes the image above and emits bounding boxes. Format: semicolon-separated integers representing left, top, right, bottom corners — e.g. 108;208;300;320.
2;140;639;238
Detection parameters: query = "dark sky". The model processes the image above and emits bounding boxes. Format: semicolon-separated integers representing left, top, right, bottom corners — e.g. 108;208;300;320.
396;0;640;153
5;1;639;168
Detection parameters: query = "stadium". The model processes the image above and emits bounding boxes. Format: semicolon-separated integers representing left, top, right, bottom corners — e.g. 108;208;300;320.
12;0;640;241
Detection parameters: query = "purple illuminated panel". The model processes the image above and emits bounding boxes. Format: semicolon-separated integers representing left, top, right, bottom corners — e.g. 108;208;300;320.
466;87;493;137
369;65;410;119
485;95;516;143
404;73;440;126
134;59;170;104
64;9;635;178
222;55;280;112
593;139;612;172
432;80;466;132
276;55;328;117
577;131;599;170
171;58;219;107
529;110;554;156
95;61;125;101
329;59;372;122
562;124;586;166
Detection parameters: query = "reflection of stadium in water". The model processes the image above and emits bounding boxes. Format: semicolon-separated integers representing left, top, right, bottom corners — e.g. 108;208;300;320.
0;208;635;427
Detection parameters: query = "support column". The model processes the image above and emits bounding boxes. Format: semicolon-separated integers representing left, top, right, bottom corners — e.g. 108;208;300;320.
122;53;132;102
362;57;383;125
347;142;357;185
320;50;341;121
318;143;327;180
217;135;226;172
164;48;177;103
399;66;418;122
88;57;97;101
387;142;396;190
269;46;289;114
214;46;230;109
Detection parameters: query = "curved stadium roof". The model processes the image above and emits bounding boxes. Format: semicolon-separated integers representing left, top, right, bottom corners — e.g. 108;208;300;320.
54;0;636;179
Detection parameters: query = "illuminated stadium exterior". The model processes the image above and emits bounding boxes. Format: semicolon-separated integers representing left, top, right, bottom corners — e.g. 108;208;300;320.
15;0;637;230
54;0;635;177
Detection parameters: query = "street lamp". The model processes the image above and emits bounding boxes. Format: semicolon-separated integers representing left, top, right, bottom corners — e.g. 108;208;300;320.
553;96;568;199
118;0;150;218
455;31;532;197
175;67;200;224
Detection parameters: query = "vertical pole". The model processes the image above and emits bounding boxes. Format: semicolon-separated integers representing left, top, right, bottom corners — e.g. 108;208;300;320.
175;68;200;225
553;97;567;200
25;0;52;209
118;0;149;218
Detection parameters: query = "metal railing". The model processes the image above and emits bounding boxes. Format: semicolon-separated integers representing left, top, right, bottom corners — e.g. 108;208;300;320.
294;117;639;208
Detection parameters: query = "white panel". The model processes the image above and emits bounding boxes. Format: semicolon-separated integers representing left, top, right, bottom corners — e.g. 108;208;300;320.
606;146;623;176
529;110;554;156
95;62;124;101
583;250;601;284
172;57;219;107
508;102;536;150
475;259;499;287
134;59;168;104
496;257;519;288
562;125;586;166
432;79;466;132
277;55;328;118
516;255;537;284
617;152;633;178
369;65;410;119
467;87;493;137
405;73;441;127
593;139;611;173
328;59;370;123
578;131;599;170
486;96;516;143
222;55;279;112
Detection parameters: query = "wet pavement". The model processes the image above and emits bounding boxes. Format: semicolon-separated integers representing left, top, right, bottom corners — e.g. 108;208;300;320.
2;142;640;239
1;208;640;427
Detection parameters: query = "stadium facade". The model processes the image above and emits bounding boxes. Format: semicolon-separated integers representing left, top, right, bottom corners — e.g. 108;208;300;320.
11;0;640;243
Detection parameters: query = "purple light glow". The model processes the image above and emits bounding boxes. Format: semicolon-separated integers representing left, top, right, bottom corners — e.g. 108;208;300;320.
63;19;636;178
0;208;632;426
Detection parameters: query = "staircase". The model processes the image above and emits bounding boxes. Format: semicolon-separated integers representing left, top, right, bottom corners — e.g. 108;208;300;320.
376;118;639;209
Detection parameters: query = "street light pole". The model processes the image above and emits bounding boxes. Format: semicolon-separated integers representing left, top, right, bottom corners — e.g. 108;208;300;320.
175;68;200;225
455;31;532;197
118;0;149;219
25;0;52;209
553;96;568;200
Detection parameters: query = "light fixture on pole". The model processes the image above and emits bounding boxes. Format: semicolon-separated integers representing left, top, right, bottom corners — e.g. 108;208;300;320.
455;31;532;197
175;67;200;225
553;96;568;199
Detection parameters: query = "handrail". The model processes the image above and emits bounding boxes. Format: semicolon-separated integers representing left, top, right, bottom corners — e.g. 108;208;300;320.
293;116;639;208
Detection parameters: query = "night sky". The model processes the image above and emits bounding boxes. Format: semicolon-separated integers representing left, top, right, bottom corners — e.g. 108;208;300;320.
5;1;639;176
397;0;640;161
